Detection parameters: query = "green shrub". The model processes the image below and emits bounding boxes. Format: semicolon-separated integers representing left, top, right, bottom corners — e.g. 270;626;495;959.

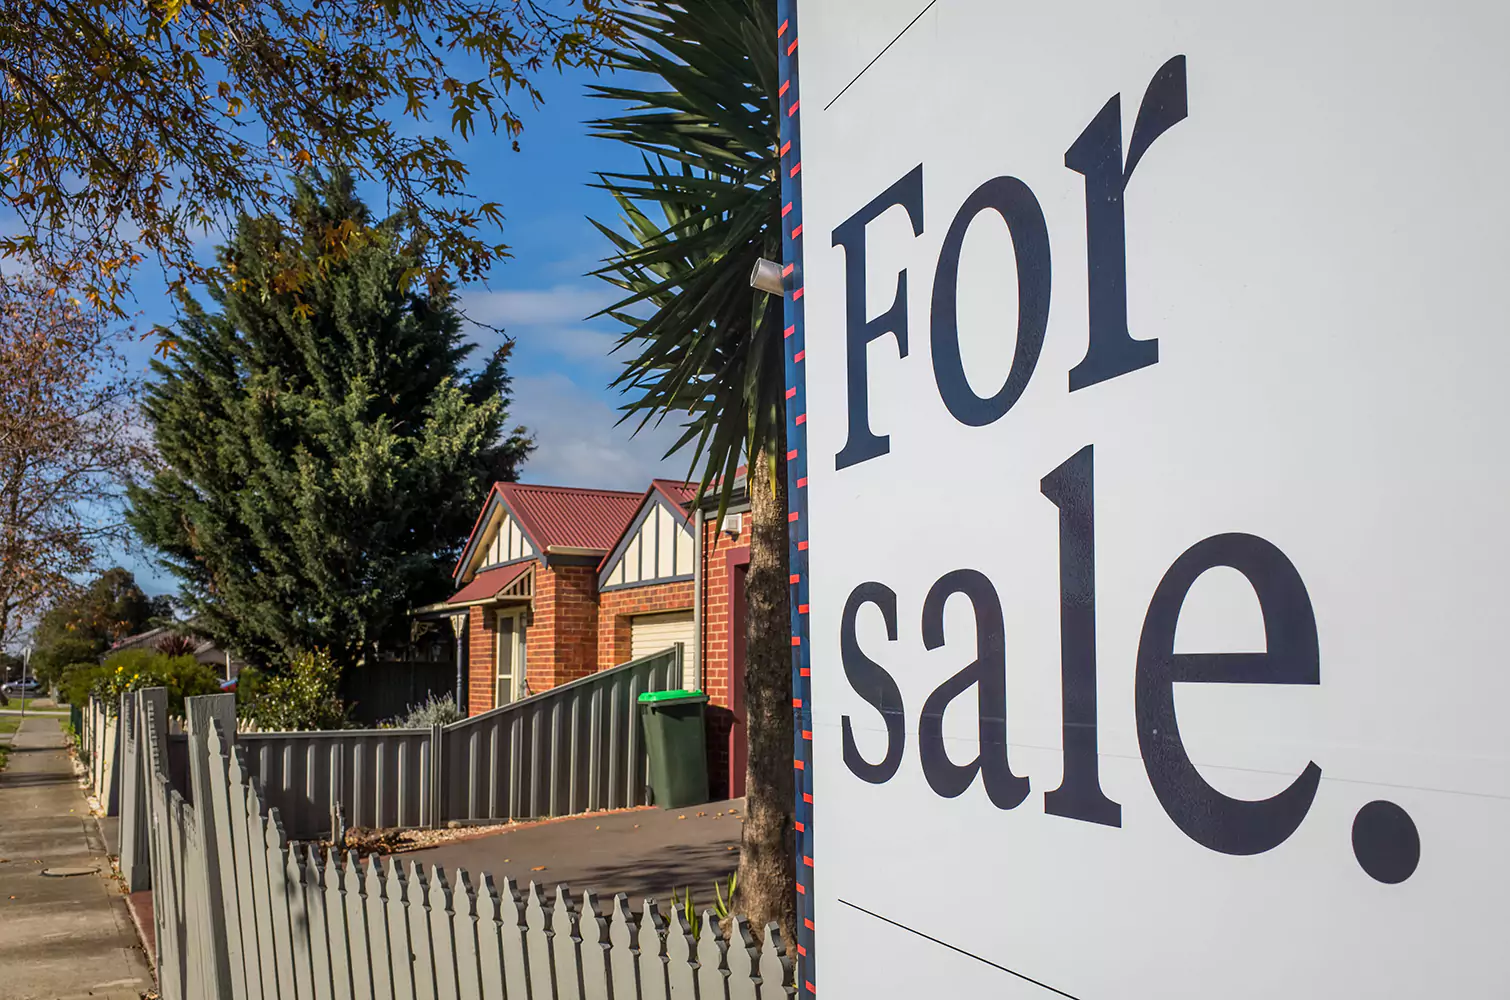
233;665;265;706
390;693;463;729
241;649;349;732
76;649;222;716
60;661;110;707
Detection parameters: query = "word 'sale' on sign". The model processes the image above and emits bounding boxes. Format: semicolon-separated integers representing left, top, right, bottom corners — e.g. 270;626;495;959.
795;2;1510;998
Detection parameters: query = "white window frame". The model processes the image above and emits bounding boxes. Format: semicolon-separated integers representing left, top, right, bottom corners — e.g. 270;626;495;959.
495;606;527;707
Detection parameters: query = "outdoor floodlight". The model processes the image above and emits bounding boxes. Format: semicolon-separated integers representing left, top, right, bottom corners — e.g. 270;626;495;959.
750;258;784;294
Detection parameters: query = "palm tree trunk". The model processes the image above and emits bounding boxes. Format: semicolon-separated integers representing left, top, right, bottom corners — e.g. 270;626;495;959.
738;429;797;946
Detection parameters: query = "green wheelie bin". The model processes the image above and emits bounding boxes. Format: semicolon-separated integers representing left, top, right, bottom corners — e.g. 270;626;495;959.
637;689;710;809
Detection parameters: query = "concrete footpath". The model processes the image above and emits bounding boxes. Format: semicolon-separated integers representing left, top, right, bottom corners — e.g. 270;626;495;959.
0;716;152;1000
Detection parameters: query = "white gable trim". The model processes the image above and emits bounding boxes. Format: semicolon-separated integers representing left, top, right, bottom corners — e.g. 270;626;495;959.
598;494;695;591
482;508;536;567
457;490;539;584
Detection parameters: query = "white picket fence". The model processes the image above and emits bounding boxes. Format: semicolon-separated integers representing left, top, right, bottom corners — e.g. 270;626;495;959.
83;697;121;813
122;688;797;1000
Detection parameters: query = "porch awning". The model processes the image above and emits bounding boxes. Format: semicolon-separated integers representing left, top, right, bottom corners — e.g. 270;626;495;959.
446;560;534;607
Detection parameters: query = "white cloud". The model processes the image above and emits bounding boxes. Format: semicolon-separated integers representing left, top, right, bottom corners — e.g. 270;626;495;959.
460;278;635;373
460;282;617;328
510;373;696;490
527;326;626;365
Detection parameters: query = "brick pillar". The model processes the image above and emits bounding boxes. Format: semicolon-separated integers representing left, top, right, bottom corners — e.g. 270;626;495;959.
597;599;634;669
548;565;600;688
529;569;557;694
467;605;495;716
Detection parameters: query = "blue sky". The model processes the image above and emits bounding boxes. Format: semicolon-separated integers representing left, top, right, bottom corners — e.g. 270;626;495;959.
112;64;693;593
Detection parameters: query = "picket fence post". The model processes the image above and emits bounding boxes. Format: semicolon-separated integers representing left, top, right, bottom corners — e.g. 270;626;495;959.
103;708;122;814
185;694;238;998
429;723;445;829
118;691;153;891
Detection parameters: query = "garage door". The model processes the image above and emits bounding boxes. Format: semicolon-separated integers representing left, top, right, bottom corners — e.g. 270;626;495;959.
630;609;695;684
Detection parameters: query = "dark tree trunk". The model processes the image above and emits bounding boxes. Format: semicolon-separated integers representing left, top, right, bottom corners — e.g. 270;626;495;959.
737;431;796;947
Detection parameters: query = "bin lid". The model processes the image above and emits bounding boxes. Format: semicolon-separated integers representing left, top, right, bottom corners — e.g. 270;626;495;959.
637;689;709;706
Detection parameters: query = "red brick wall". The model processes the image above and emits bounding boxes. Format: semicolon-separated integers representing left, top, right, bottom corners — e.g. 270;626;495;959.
528;564;600;691
699;515;750;708
592;516;750;708
461;563;602;714
467;604;496;716
597;580;696;669
700;514;750;798
528;567;556;696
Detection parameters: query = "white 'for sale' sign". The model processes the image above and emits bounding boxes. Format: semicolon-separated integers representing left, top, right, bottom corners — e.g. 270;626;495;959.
797;2;1510;996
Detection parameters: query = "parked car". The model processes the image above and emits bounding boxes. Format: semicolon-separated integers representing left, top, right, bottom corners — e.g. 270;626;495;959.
1;678;40;695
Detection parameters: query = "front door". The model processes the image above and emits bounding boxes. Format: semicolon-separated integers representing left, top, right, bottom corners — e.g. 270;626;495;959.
495;608;526;707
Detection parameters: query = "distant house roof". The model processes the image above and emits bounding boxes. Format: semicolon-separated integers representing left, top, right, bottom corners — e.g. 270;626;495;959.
698;466;748;505
111;625;216;657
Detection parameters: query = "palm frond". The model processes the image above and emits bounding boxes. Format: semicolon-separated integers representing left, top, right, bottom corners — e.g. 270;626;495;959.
588;0;781;510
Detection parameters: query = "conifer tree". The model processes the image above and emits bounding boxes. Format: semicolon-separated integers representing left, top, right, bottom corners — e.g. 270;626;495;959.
129;172;531;670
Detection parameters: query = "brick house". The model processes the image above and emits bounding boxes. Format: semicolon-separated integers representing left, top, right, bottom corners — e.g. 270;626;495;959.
424;477;753;798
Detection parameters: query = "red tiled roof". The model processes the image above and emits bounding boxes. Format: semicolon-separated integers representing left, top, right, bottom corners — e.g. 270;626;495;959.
499;483;643;552
448;560;534;605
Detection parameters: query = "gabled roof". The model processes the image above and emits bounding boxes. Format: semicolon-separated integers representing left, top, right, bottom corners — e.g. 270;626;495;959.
641;471;747;513
502;483;643;551
596;481;700;585
447;560;535;606
453;481;644;580
650;479;698;513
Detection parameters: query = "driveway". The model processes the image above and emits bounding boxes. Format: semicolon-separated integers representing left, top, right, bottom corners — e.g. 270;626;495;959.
398;798;745;914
